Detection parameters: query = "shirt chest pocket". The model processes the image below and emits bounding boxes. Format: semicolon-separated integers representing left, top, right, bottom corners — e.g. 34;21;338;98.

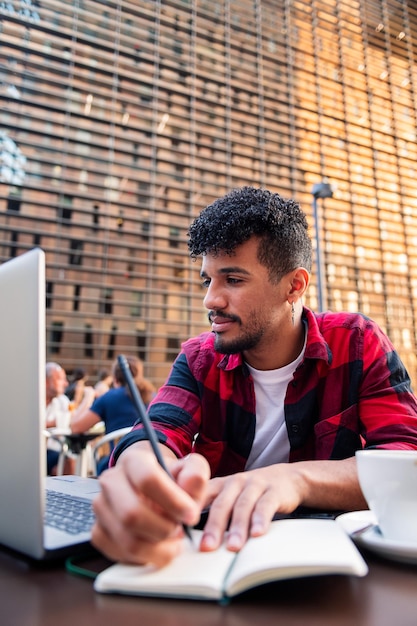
313;405;362;460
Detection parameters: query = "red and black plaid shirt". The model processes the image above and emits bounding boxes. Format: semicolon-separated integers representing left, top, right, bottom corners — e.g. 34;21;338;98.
113;308;417;476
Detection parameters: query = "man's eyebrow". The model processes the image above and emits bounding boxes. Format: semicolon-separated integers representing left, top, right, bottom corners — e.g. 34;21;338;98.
200;266;251;277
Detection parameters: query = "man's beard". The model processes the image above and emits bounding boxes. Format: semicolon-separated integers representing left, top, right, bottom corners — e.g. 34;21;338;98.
210;312;266;354
213;330;265;354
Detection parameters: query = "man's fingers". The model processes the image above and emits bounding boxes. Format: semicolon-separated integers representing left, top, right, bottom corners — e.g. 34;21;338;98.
91;449;210;565
91;517;184;567
200;468;299;553
92;465;188;565
200;475;244;551
119;449;200;525
93;473;178;544
172;453;211;513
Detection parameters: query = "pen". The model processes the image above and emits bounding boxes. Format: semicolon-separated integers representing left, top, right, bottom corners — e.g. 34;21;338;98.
117;354;193;541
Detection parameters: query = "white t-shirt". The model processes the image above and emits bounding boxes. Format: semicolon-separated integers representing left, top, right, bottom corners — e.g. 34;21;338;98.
245;342;306;471
45;394;71;452
45;394;71;429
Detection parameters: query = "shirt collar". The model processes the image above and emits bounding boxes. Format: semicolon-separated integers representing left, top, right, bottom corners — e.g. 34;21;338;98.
302;307;333;364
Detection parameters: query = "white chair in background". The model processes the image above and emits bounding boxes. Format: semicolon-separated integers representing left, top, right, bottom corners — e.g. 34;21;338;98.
90;426;132;476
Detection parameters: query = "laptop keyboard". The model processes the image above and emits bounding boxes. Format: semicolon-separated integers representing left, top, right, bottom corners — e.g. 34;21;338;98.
45;489;95;535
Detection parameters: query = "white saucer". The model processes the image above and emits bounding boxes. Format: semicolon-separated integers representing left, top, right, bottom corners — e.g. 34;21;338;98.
336;511;417;565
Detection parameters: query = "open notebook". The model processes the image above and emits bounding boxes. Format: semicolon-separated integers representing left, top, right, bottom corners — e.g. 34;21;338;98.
0;248;100;560
95;518;368;602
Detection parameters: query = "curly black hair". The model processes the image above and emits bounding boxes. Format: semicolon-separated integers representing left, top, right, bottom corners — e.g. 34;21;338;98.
187;186;312;283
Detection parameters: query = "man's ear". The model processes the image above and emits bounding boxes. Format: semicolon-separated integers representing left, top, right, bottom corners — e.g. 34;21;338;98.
288;267;310;300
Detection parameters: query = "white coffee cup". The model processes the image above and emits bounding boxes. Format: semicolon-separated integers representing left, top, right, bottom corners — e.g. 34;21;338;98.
356;449;417;544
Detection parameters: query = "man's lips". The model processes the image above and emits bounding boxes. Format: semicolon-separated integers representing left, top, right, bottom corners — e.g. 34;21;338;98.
209;313;238;332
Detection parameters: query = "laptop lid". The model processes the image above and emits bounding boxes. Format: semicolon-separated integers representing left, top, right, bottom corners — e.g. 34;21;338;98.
0;248;47;558
0;248;100;560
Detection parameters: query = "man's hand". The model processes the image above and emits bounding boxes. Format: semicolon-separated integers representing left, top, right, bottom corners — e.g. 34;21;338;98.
199;457;366;553
91;445;210;566
92;451;365;565
200;464;304;553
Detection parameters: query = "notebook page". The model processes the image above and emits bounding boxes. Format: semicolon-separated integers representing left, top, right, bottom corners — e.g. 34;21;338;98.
95;529;237;600
225;519;368;597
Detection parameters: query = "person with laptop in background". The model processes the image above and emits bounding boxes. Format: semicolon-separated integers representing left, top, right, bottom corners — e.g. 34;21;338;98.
91;186;417;568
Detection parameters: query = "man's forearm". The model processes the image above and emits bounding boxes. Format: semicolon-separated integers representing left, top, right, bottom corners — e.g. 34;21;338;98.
293;456;367;511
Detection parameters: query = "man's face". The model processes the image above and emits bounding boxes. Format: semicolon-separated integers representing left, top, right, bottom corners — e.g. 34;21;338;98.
47;368;68;399
200;237;289;361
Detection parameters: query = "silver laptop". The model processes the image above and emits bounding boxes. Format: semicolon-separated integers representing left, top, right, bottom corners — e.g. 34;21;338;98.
0;248;101;560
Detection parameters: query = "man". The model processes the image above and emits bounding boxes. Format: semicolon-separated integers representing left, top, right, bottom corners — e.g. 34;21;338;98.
45;361;71;474
46;362;71;430
92;186;417;566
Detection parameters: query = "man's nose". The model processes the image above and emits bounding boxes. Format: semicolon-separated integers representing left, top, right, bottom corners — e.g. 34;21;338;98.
203;282;226;311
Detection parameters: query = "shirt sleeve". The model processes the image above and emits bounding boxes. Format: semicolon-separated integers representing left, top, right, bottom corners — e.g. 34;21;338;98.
110;350;201;465
358;322;417;450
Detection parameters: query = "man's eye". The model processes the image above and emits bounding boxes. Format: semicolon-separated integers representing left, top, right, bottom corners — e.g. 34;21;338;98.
201;279;210;288
227;277;241;284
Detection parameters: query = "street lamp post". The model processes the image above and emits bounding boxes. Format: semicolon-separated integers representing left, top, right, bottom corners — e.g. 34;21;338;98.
311;182;333;312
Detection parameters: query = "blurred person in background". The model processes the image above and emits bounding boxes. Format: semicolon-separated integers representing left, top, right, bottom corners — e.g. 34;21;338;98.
94;369;113;398
45;362;72;475
71;355;155;474
65;366;95;411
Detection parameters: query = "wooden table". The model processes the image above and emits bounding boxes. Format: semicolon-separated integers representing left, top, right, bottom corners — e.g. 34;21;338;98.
1;544;416;626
